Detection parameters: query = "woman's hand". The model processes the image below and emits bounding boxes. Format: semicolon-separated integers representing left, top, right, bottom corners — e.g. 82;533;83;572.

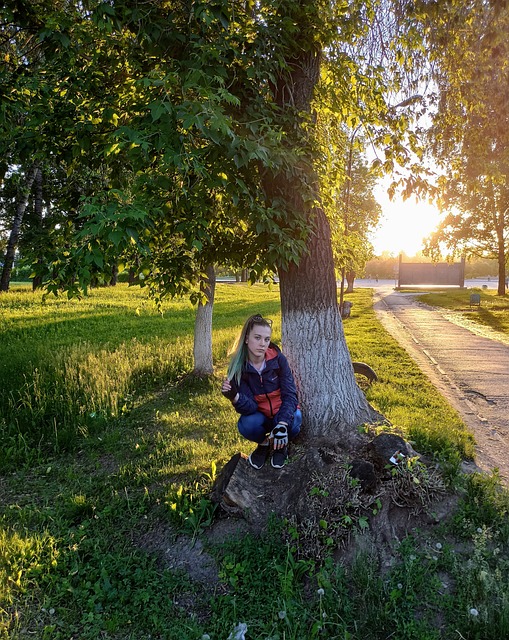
271;423;288;450
221;377;239;403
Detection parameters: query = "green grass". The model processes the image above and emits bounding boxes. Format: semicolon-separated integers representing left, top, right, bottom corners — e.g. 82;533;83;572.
0;284;280;470
1;283;508;639
417;288;509;336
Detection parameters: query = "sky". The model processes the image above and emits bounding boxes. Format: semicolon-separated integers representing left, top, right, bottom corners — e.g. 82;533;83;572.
370;183;442;257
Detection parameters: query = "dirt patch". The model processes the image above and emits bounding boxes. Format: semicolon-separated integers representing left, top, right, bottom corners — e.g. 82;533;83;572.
133;520;221;586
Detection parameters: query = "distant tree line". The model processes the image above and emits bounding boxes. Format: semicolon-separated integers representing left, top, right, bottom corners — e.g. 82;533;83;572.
364;254;502;282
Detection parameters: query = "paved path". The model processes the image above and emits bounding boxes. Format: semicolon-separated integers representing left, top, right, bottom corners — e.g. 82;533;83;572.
373;286;509;481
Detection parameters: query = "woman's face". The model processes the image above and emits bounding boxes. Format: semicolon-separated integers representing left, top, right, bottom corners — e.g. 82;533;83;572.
245;323;272;362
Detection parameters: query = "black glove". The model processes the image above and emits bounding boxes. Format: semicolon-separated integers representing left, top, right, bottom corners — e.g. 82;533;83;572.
221;377;239;402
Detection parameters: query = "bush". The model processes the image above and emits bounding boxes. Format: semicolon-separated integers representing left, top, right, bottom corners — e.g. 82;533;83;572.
10;264;32;282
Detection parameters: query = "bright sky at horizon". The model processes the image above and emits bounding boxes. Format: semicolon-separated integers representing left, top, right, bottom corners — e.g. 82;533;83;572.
370;183;442;257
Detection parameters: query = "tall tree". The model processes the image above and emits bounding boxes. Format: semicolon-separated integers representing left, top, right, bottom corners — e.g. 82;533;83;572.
424;0;509;295
1;1;428;440
332;132;382;296
0;162;39;291
193;264;216;377
259;0;421;439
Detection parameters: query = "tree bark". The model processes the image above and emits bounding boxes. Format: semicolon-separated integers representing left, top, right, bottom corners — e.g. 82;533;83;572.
193;264;216;376
32;167;44;291
496;218;506;296
1;162;39;292
128;267;138;285
346;270;355;293
110;262;118;286
279;208;377;445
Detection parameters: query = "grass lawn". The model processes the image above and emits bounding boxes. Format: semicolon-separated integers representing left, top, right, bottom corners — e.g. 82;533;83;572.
1;284;508;639
417;288;509;337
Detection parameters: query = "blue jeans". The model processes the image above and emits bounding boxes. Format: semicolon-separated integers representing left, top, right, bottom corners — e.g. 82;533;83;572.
238;409;302;444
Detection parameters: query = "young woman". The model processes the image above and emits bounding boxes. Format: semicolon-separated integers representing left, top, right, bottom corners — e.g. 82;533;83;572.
221;314;302;469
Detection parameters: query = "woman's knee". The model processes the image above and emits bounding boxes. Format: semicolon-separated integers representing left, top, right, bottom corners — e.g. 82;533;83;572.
237;412;268;443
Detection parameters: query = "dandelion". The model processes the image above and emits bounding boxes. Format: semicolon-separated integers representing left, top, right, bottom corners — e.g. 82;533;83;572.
201;636;211;640
317;588;325;596
397;583;403;590
278;610;287;620
477;527;483;534
435;542;443;550
469;608;479;617
227;623;248;640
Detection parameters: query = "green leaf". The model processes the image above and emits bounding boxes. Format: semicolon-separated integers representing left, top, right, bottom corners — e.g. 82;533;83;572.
108;230;124;247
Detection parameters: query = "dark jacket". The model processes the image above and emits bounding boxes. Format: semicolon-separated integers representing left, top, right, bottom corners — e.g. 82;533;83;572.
234;343;299;426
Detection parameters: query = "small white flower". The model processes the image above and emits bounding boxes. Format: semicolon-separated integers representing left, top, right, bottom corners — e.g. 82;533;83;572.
278;610;287;620
397;583;403;590
322;611;328;619
317;588;325;596
49;608;55;615
409;555;416;561
469;608;479;617
201;635;211;640
477;527;483;534
432;556;438;561
435;542;443;550
227;623;247;640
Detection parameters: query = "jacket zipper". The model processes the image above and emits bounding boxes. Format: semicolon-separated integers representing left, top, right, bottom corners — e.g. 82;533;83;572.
260;373;274;418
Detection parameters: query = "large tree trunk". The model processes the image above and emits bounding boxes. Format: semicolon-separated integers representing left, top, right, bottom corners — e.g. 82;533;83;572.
0;162;39;292
193;264;216;376
279;208;377;445
214;10;381;522
268;47;376;443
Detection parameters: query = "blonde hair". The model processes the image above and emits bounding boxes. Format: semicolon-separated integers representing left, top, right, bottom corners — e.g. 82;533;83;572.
227;314;273;384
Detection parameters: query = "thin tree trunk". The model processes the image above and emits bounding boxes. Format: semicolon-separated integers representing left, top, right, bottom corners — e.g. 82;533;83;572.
1;162;39;292
110;262;118;286
346;270;355;293
193;264;216;376
339;267;345;313
32;167;44;291
497;235;506;296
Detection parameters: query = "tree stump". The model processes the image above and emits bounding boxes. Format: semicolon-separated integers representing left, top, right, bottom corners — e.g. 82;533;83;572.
211;442;366;530
210;434;449;559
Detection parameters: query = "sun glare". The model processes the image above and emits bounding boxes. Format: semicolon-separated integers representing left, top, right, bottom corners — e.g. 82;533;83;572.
371;190;442;257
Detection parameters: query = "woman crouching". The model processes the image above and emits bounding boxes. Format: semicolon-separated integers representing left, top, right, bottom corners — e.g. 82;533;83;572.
221;314;302;469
